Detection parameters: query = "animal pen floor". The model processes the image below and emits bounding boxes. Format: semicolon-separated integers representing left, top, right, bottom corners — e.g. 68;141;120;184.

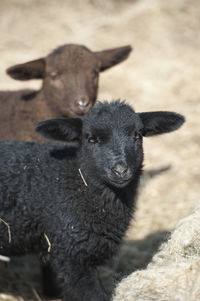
0;0;199;300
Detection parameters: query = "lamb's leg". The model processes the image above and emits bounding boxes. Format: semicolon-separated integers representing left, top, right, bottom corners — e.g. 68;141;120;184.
41;261;62;298
62;264;109;301
48;256;109;301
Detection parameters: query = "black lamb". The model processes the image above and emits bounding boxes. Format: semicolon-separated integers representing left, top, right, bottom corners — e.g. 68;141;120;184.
0;101;184;301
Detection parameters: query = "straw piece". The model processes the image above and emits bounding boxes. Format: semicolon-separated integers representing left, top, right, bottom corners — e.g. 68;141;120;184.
44;233;51;253
0;255;10;262
78;168;88;187
0;217;11;243
32;287;42;301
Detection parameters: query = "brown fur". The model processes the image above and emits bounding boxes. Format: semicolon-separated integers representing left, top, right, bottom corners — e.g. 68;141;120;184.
0;44;132;141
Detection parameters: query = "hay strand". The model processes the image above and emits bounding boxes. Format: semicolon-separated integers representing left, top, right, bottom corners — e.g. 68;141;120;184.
0;217;11;243
0;255;10;262
78;168;88;187
44;233;51;253
32;288;42;301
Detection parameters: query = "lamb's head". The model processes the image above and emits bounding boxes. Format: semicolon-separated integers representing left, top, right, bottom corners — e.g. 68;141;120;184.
35;101;185;188
6;44;132;118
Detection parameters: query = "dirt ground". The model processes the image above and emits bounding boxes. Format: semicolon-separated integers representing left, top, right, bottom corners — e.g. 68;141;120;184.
0;0;199;300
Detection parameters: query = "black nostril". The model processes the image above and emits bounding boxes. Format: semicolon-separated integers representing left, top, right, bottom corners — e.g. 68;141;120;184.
78;100;90;108
112;163;128;178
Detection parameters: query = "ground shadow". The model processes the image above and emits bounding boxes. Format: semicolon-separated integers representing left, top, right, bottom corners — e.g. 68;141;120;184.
99;230;170;295
141;165;171;188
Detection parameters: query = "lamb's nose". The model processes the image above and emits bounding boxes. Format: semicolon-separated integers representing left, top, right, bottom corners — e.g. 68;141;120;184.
112;163;128;178
78;100;90;108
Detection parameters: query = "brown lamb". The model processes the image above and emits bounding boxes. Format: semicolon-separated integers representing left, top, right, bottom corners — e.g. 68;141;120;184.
0;44;132;141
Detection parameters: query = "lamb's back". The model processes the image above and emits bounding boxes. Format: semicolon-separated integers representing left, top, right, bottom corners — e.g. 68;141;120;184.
0;141;78;212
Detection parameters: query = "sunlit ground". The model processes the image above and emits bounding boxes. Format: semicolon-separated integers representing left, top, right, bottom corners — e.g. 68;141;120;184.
0;0;199;299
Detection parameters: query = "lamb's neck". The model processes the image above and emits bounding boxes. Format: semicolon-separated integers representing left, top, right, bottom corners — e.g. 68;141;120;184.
114;178;140;209
77;167;142;210
20;89;53;121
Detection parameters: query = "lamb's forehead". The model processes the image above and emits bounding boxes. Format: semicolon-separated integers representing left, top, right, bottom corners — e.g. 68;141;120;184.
83;101;142;131
46;44;98;70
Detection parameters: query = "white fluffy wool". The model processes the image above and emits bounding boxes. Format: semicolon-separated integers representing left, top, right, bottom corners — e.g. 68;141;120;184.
113;206;200;301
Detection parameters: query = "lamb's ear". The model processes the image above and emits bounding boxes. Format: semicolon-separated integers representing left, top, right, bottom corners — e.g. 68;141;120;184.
95;45;132;72
6;58;45;80
139;111;185;137
35;118;82;144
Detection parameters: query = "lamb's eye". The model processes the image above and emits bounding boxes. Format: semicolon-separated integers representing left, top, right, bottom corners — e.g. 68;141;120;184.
49;72;59;80
88;137;98;144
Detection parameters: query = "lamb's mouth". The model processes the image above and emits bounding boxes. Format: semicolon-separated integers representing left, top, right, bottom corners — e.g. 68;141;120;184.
108;177;132;187
61;109;77;118
62;108;88;118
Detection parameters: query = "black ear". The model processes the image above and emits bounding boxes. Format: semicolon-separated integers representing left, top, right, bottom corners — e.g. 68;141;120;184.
95;45;132;72
6;58;46;80
35;118;82;143
139;111;185;136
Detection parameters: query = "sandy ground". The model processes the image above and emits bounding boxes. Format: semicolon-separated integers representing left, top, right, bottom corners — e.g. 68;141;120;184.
0;0;199;299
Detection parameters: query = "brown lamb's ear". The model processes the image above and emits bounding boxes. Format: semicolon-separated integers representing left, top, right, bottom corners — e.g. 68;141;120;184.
6;58;46;80
95;45;132;72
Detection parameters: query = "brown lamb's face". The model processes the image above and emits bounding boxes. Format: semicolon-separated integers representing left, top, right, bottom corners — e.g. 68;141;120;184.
7;44;132;118
43;45;99;117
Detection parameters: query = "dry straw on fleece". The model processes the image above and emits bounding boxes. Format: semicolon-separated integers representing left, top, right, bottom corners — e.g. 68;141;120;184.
113;206;200;301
